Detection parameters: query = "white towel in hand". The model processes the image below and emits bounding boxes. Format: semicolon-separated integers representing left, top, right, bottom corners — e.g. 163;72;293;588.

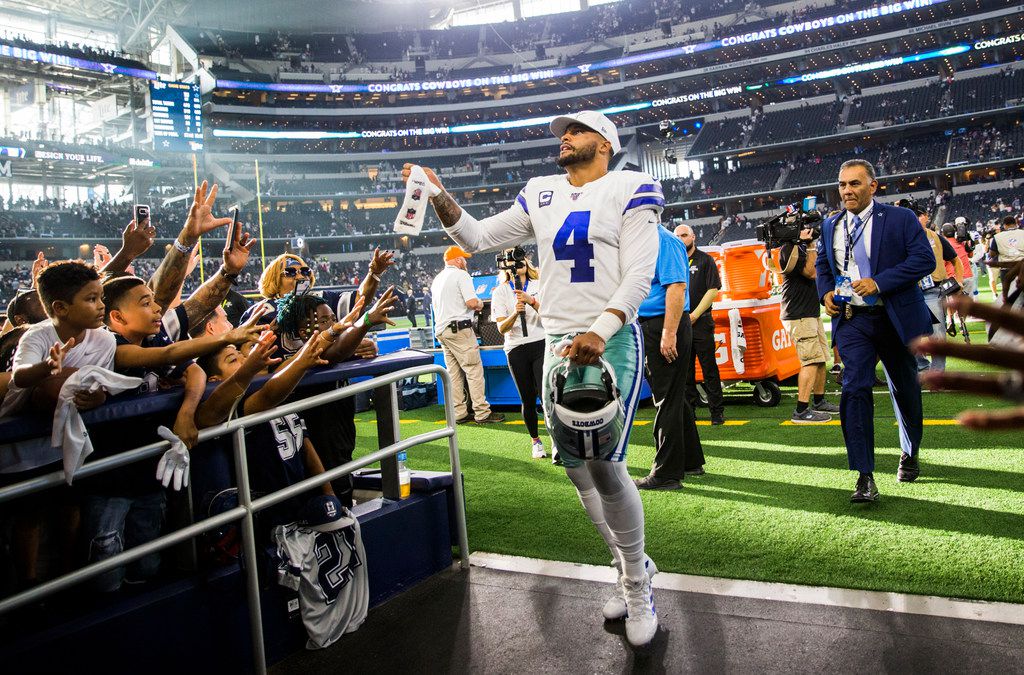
394;165;441;236
52;365;142;484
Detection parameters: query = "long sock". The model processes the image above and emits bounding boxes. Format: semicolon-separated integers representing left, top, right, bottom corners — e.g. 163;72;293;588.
564;464;620;566
586;461;646;581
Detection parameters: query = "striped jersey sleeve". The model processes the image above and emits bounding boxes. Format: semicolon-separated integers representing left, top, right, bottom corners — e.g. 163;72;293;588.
622;178;665;215
515;188;529;214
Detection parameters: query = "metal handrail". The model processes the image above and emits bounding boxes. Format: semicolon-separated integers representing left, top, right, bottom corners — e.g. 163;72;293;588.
0;362;466;675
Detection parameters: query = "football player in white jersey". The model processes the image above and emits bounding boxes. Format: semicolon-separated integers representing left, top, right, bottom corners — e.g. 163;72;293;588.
402;110;662;647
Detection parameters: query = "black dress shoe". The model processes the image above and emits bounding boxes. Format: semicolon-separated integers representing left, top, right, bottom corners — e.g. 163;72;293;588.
684;468;706;476
851;474;880;503
710;413;725;426
456;415;474;425
476;413;506;424
897;452;920;482
634;474;683;491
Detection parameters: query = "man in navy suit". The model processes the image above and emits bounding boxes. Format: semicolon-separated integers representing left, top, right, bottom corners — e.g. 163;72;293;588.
815;159;935;502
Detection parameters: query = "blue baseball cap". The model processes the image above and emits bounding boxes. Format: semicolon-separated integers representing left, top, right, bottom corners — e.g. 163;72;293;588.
300;494;348;532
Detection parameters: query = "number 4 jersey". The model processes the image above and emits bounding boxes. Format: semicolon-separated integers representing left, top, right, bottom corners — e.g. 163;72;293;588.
448;170;663;335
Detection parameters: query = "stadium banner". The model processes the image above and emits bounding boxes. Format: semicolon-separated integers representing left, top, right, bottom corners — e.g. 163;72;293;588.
209;5;1024;119
0;42;157;80
212;41;985;141
214;0;957;94
0;145;156;168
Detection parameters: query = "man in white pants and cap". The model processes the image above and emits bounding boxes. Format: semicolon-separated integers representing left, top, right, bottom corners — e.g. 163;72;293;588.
403;110;664;648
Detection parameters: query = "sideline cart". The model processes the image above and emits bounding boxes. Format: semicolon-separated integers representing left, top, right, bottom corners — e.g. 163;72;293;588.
693;239;802;407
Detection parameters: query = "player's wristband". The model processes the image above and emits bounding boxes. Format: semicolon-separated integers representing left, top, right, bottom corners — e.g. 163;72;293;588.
370;272;381;282
173;239;191;254
588;312;623;344
361;312;372;327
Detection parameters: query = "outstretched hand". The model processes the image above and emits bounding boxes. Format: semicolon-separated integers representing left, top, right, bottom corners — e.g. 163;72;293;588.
915;295;1024;430
122;218;156;260
369;247;395;276
182;180;233;242
31;252;48;287
223;221;256;274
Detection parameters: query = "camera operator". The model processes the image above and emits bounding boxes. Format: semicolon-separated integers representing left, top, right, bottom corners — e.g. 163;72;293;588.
941;221;973;336
779;227;840;423
430;246;504;425
980;222;1002;296
491;248;551;461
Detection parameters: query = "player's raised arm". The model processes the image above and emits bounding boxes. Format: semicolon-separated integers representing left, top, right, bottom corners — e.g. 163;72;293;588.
401;163;533;253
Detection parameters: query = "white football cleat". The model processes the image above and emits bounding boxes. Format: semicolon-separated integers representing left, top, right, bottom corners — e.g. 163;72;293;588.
602;555;657;621
623;574;658;648
531;440;547;459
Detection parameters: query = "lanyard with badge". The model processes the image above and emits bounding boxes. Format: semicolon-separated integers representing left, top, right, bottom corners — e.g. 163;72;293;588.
835;212;868;316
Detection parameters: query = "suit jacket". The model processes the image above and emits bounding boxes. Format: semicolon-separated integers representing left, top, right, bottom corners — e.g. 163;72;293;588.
815;202;935;345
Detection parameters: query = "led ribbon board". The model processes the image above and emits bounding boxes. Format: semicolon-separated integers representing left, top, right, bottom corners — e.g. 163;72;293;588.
212;41;977;141
0;42;156;79
214;0;951;94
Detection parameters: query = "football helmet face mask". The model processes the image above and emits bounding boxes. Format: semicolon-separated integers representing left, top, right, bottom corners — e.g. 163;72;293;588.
547;355;625;461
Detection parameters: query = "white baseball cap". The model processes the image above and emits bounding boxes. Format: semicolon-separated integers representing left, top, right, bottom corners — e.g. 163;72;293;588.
954;216;968;226
550;111;621;155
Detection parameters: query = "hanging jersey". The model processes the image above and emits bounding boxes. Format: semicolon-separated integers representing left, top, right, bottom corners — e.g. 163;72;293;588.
513;170;663;334
273;512;369;649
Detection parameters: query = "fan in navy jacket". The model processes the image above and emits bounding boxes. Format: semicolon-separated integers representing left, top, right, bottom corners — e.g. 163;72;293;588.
815;159;935;502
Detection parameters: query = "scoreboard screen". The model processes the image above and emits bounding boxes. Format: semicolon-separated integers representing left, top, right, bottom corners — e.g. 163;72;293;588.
150;80;203;152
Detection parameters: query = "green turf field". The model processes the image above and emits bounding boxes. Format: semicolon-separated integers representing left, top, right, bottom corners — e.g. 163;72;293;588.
353;283;1024;603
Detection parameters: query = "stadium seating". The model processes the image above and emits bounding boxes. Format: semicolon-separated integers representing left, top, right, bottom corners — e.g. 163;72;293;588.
749;101;842;147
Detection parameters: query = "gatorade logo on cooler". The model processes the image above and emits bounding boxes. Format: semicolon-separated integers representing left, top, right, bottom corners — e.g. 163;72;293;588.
772;328;793;351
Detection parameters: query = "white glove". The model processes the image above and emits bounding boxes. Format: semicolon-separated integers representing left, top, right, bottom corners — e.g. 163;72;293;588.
156;425;191;491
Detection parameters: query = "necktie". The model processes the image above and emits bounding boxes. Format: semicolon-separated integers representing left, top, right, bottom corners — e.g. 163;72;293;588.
851;215;876;306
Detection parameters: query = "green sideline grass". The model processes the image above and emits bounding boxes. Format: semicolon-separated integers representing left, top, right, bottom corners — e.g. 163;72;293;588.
351;280;1023;602
352;392;1024;604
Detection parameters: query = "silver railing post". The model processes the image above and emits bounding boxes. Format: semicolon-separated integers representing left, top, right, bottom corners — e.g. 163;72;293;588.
232;426;268;675
438;369;469;569
374;381;402;500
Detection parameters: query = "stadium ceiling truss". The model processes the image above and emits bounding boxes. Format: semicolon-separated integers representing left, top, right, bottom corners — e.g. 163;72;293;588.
4;0;194;50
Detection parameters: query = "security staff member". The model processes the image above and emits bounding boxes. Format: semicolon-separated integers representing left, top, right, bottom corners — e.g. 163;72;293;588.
675;224;725;425
430;246;504;425
635;225;705;490
816;159;934;503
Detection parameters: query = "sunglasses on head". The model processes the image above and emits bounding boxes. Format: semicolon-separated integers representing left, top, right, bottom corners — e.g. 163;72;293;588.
282;266;312;278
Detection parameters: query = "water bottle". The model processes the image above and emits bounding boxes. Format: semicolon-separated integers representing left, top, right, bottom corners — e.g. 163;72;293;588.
396;451;411;499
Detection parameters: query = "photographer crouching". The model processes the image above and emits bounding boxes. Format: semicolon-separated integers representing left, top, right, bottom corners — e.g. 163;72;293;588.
759;202;839;423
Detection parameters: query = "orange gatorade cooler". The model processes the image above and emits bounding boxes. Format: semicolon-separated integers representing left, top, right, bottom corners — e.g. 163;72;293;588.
692;296;802;405
720;239;772;300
